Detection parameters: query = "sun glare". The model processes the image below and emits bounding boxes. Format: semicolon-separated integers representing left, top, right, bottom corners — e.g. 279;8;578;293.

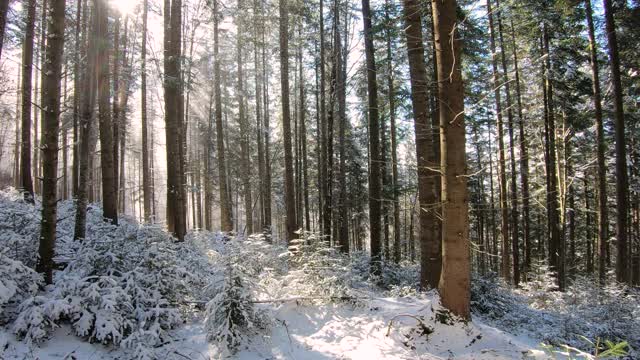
110;0;138;16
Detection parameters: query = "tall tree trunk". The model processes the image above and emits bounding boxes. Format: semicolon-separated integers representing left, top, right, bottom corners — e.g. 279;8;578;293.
254;0;265;234
113;14;121;211
214;0;233;232
603;0;630;284
542;25;564;290
432;0;470;319
14;72;21;189
74;0;94;241
164;0;186;239
510;20;531;279
402;0;440;288
585;0;608;285
318;0;326;235
37;0;66;285
261;0;272;235
361;0;382;273
495;0;519;286
299;24;311;234
96;0;117;225
34;0;47;197
336;9;348;252
385;0;401;264
19;0;37;203
141;0;152;222
72;0;82;197
323;0;338;245
280;0;297;242
0;0;9;61
487;0;510;282
237;0;253;235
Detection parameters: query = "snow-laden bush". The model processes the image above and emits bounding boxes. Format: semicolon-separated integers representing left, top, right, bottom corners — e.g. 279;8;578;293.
0;189;40;267
0;250;42;325
283;233;362;304
472;273;640;358
203;237;270;355
12;221;216;353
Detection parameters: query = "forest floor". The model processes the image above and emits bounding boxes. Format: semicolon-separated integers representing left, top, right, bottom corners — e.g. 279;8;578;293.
0;188;637;359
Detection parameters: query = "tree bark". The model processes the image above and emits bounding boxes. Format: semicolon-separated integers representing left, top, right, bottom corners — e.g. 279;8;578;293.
402;0;440;288
141;0;152;222
19;0;37;203
280;0;297;242
487;0;510;282
361;0;382;274
603;0;630;284
36;0;66;285
495;0;519;286
432;0;470;319
213;0;233;232
96;0;117;225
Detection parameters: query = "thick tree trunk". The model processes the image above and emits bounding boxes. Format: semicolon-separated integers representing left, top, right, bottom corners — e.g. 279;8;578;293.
432;0;470;319
36;0;66;285
280;0;297;242
402;0;440;288
164;0;186;239
361;0;382;274
96;0;117;225
213;0;233;232
603;0;630;284
73;0;94;241
19;0;37;203
0;0;9;60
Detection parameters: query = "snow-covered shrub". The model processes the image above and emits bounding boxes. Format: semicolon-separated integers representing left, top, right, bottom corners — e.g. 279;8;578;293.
13;221;216;354
0;189;41;267
472;273;640;358
0;250;42;324
204;247;269;355
284;233;361;304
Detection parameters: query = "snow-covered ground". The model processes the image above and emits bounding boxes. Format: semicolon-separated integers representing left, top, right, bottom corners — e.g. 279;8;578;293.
1;295;547;359
0;188;637;359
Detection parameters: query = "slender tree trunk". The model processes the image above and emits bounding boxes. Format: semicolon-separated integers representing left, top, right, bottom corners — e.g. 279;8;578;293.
542;25;564;290
0;0;9;61
237;0;253;235
603;0;630;284
254;0;265;234
261;0;272;235
584;0;608;284
299;24;311;234
323;0;338;245
36;0;66;285
34;0;47;197
213;0;233;232
362;0;382;274
141;0;152;222
72;0;81;197
432;0;469;319
74;0;94;241
96;0;117;225
318;0;326;236
19;0;37;203
487;0;510;282
113;14;121;211
14;72;21;189
280;0;297;242
402;0;440;288
495;0;519;286
385;1;401;264
510;20;531;279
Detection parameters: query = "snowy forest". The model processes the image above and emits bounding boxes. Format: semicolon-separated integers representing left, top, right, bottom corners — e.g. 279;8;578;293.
0;0;639;358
